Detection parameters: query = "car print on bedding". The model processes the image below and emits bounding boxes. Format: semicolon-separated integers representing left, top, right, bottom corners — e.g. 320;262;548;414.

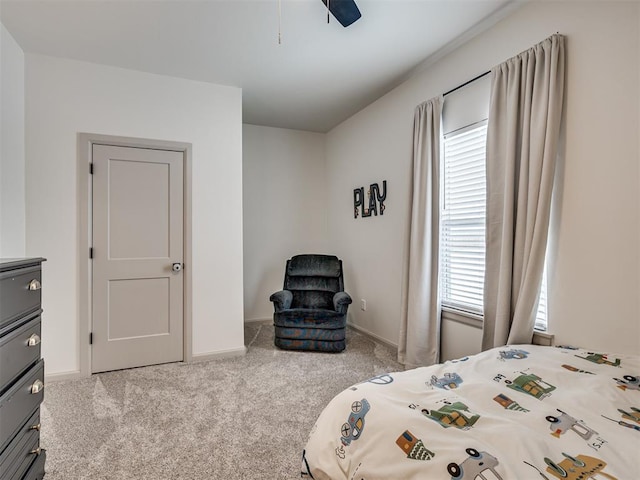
498;349;529;360
614;374;640;391
544;452;617;480
506;372;556;399
421;402;480;430
430;372;463;390
340;399;370;446
575;352;621;367
618;406;640;423
546;409;598;440
447;448;503;480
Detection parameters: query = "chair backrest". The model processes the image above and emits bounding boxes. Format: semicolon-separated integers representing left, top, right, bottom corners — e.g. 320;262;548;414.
284;254;344;310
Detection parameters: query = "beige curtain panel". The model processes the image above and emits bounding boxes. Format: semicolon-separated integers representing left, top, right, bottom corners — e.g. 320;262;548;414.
399;96;442;368
482;34;566;349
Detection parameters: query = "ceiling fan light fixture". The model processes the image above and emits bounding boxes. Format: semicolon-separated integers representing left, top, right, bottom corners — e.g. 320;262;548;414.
321;0;362;28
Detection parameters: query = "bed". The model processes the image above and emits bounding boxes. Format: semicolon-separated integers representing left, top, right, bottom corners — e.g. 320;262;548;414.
301;344;639;479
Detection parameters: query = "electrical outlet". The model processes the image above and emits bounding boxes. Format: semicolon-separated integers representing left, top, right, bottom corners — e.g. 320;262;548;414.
360;299;366;311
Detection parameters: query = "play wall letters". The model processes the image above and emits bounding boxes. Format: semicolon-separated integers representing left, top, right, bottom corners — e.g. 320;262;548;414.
354;181;387;218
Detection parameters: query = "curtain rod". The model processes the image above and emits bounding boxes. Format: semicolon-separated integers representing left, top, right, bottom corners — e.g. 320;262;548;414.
442;32;561;98
443;70;491;97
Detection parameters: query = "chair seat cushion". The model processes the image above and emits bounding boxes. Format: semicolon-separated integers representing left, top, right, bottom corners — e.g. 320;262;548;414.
273;308;346;329
274;326;345;342
274;337;345;352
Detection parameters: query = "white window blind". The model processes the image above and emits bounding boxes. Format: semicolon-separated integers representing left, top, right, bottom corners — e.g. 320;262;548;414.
440;122;487;315
535;263;548;331
440;120;549;330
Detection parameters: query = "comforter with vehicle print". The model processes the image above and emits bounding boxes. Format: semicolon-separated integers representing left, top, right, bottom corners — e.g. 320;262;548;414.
302;344;640;479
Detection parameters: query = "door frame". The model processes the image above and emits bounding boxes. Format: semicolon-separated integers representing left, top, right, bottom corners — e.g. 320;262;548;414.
77;133;193;377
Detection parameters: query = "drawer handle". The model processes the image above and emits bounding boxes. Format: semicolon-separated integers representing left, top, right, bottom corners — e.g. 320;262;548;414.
30;379;44;394
28;279;41;291
30;447;42;456
29;423;42;431
28;333;41;347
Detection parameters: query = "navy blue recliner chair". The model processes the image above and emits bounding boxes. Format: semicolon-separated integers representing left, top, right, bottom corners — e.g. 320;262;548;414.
270;254;352;352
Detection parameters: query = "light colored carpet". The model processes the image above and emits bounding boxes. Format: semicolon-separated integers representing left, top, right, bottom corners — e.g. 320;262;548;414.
41;324;402;479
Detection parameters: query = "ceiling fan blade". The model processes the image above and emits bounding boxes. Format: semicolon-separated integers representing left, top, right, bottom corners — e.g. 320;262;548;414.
321;0;362;27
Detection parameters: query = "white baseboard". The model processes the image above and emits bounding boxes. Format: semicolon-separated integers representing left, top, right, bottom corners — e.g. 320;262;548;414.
347;322;398;352
244;317;272;325
44;347;248;380
191;346;247;363
45;369;84;383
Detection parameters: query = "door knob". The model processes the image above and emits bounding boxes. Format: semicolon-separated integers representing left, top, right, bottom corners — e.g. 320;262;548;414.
172;263;183;272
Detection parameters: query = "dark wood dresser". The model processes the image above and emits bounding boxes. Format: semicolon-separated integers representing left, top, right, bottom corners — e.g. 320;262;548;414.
0;258;46;480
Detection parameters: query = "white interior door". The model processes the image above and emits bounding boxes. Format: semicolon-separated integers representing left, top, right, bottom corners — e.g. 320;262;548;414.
92;144;184;373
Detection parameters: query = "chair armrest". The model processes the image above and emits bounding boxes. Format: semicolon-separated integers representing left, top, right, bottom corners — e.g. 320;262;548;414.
269;290;293;312
333;292;352;314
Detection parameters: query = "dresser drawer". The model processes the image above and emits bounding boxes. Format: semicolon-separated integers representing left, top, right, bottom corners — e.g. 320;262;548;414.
0;409;41;480
0;314;41;394
0;266;42;330
0;360;44;454
20;447;45;480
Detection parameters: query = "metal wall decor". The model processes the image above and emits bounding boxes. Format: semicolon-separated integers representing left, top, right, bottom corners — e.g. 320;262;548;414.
354;181;387;218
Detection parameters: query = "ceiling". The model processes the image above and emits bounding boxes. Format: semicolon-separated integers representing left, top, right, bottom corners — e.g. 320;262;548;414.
0;0;516;132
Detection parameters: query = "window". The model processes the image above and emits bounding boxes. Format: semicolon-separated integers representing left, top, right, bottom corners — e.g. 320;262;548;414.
440;122;487;315
535;264;548;331
440;121;548;330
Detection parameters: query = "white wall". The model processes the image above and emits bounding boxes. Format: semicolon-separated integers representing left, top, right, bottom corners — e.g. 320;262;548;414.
326;1;640;356
25;54;244;375
0;23;25;257
242;124;328;321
